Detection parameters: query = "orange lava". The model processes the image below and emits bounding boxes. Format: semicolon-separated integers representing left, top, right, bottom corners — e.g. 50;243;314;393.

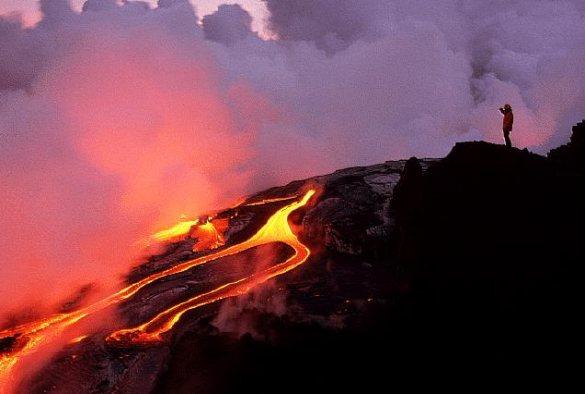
0;189;315;391
191;218;228;252
152;219;199;243
108;189;314;343
0;312;88;391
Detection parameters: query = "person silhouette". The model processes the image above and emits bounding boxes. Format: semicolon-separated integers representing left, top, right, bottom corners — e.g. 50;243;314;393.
499;104;514;148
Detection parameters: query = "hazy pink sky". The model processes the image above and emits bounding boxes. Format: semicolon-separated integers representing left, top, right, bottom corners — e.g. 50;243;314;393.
0;0;268;31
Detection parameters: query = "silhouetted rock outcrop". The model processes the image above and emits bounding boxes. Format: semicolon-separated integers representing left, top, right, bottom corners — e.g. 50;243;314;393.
548;119;585;173
390;157;424;264
389;127;584;375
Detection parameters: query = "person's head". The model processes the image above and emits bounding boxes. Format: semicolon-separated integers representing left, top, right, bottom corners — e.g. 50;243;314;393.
503;103;512;112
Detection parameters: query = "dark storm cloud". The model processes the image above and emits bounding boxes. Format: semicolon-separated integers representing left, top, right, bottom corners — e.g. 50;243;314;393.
81;0;119;13
0;17;45;90
264;0;389;53
202;4;254;45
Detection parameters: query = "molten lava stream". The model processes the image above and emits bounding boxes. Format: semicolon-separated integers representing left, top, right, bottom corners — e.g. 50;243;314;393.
0;189;314;390
109;247;309;343
108;189;315;343
0;312;88;391
151;219;199;243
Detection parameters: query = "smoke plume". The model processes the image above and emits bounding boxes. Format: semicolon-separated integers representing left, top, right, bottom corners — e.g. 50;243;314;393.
1;0;585;319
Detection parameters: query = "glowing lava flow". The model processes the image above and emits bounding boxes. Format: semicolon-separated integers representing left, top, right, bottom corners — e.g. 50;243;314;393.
108;189;315;343
0;312;88;391
152;219;199;242
0;189;314;390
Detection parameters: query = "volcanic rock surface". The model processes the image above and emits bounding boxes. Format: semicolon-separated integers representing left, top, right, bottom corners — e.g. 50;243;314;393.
14;121;585;392
18;158;435;393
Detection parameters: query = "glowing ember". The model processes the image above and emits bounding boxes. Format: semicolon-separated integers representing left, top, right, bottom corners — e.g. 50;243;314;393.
191;218;228;252
0;189;315;390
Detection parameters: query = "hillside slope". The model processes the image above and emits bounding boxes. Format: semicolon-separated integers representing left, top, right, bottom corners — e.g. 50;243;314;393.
15;121;585;392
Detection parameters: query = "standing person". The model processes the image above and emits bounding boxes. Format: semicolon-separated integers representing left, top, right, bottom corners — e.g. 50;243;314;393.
499;104;514;148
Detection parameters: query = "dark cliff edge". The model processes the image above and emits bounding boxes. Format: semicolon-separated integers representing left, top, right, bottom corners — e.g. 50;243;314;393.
22;122;584;393
391;121;584;385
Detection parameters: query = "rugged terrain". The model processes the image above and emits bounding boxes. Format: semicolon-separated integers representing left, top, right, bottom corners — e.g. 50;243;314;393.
5;121;584;392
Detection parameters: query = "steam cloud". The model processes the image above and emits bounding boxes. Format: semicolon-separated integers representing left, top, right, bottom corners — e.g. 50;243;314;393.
1;0;585;319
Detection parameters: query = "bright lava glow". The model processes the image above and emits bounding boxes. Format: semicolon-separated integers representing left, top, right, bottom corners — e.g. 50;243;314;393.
108;189;314;343
0;189;315;391
192;219;228;252
151;219;199;242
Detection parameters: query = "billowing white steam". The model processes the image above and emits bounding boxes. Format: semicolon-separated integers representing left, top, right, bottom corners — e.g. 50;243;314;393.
1;0;584;318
